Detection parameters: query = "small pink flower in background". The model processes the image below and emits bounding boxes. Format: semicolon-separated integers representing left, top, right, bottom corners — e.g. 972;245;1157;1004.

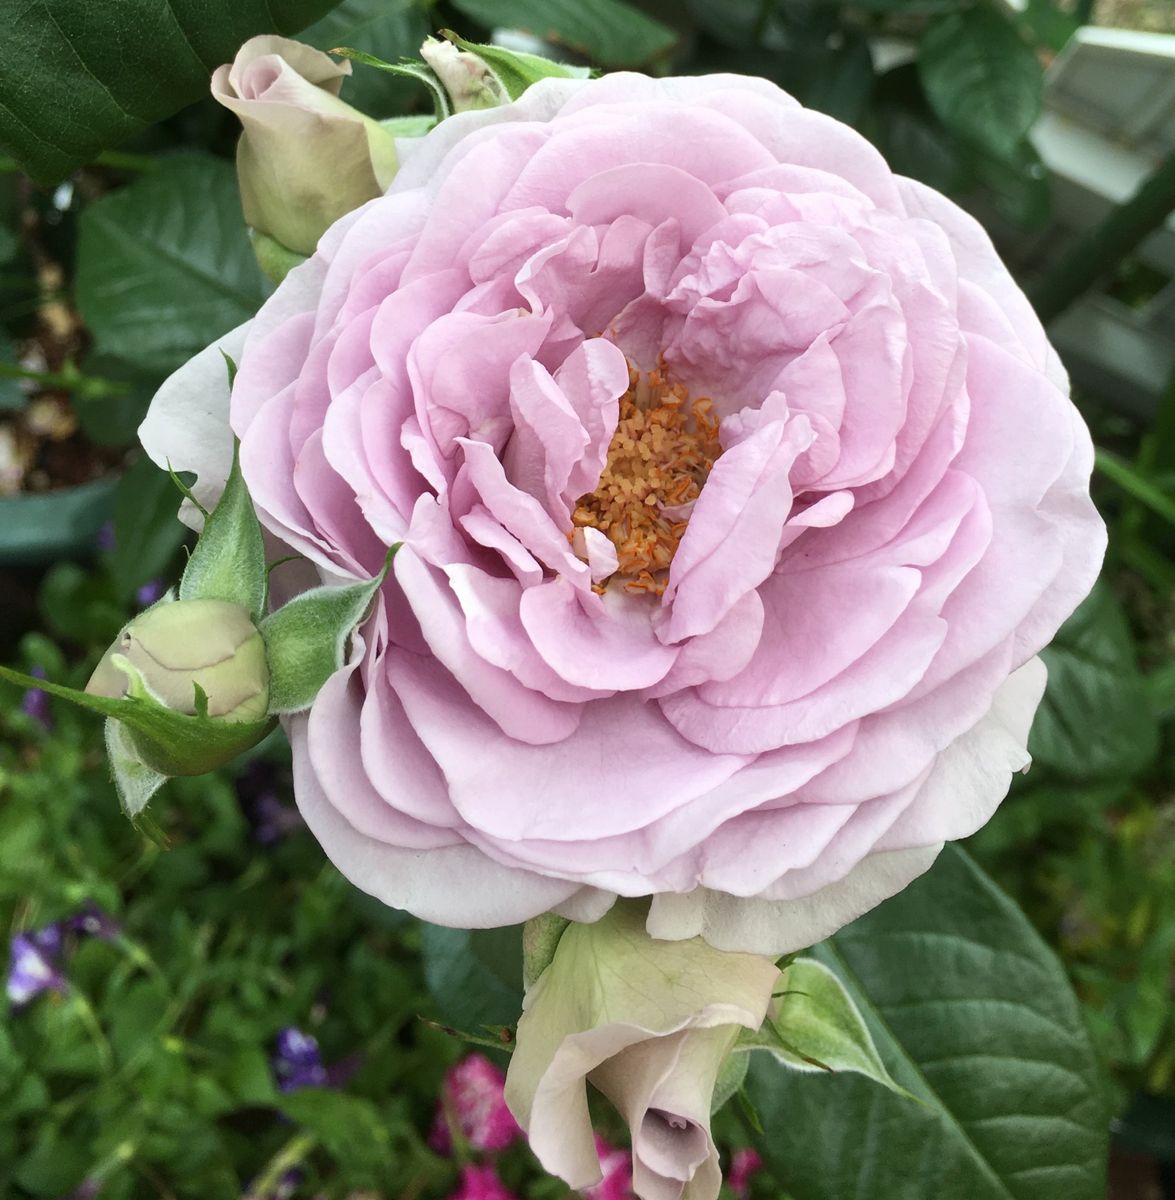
727;1148;762;1198
431;1054;522;1155
447;1163;519;1200
582;1135;634;1200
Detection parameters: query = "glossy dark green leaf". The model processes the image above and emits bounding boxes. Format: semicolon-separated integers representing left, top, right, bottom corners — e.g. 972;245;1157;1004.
0;478;119;569
448;0;676;67
422;925;524;1035
76;154;269;376
111;454;189;598
1029;582;1160;781
920;7;1042;161
0;0;341;184
869;66;973;196
747;846;1109;1200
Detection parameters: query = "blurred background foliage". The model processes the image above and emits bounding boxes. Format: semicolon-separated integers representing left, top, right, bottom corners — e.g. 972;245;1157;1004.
0;0;1173;1196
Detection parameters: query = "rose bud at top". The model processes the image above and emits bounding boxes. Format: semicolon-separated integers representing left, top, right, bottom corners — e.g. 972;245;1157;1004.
419;37;509;113
87;598;268;724
211;36;398;256
505;904;778;1200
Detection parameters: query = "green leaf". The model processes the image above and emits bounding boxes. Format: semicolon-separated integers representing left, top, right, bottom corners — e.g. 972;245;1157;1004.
0;477;119;568
776;35;876;127
1029;582;1160;781
422;925;524;1034
739;958;907;1100
966;138;1052;231
303;0;432;117
280;1090;391;1172
441;31;592;100
869;65;973;196
1146;660;1175;722
746;846;1109;1200
0;332;24;411
111;454;189;598
76;154;270;376
0;0;341;184
179;443;267;622
105;718;167;818
447;0;676;68
259;553;395;714
919;6;1042;161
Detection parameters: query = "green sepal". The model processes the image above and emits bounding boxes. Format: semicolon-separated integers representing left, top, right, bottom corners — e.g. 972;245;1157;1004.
379;115;437;139
736;957;915;1103
711;1046;750;1116
259;546;399;715
332;48;453;121
438;30;591;100
521;913;570;990
0;665;275;777
178;440;267;622
105;717;166;818
248;228;307;286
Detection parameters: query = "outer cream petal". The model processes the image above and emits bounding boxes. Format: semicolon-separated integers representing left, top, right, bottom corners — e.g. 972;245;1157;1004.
138;322;250;529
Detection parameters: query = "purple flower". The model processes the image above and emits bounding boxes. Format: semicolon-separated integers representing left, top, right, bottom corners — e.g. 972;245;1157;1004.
135;578;167;607
63;1180;101;1200
7;924;67;1007
20;666;52;731
272;1028;329;1091
67;903;121;941
236;762;304;845
251;792;305;846
271;1027;359;1093
95;522;116;553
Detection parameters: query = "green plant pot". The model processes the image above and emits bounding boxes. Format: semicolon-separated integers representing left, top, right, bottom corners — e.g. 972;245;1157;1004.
0;474;118;567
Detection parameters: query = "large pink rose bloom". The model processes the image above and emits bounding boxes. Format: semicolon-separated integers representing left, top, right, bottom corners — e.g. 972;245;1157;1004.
143;74;1103;953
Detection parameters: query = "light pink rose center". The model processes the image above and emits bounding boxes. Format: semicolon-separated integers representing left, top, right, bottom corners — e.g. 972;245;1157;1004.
571;363;721;597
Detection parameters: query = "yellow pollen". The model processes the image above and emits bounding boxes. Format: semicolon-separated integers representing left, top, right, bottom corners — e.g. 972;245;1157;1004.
571;364;721;596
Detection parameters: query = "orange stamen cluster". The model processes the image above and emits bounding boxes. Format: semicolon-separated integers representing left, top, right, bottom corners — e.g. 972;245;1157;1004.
571;364;721;596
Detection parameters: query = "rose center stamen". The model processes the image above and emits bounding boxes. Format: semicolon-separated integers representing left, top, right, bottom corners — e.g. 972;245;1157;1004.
571;365;721;596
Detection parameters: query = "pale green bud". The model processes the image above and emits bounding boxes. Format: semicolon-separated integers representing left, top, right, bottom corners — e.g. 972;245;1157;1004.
419;37;509;113
505;903;780;1199
211;36;399;256
87;598;269;723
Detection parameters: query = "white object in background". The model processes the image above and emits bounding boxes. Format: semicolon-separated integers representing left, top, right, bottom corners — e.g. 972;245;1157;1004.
1029;27;1175;414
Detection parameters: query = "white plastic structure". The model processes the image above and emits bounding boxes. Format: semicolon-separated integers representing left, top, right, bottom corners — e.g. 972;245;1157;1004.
1030;28;1175;414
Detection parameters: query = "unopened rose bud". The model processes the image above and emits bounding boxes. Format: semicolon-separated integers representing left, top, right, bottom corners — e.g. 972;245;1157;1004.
419;38;508;113
211;36;399;256
505;903;779;1200
87;598;268;724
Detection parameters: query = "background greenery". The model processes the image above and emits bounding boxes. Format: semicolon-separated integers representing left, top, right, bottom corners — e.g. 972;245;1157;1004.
1;0;1172;1197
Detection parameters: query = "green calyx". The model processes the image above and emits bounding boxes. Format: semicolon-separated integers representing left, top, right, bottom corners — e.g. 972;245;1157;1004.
333;33;590;125
3;415;395;820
